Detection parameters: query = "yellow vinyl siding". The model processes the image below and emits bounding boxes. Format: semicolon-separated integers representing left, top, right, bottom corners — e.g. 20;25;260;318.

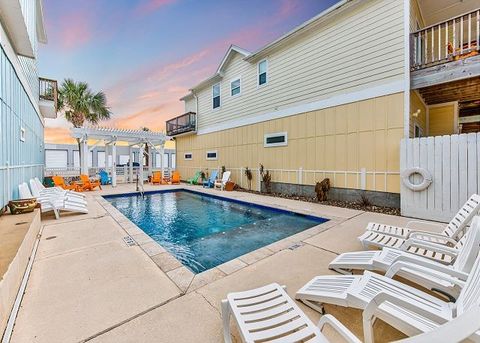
409;91;427;137
428;103;457;136
176;93;404;193
194;0;405;132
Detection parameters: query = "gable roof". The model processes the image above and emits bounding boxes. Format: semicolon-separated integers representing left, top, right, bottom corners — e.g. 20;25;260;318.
180;0;358;99
216;45;251;74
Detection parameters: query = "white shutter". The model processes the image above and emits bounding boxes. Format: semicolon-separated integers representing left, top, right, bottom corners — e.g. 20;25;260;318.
74;151;80;168
98;151;105;168
163;153;169;168
97;152;112;168
45;150;68;169
155;153;161;168
74;151;93;168
171;154;176;169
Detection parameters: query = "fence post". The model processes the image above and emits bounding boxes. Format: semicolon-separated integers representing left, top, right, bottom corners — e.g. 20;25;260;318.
257;168;261;192
298;167;303;184
240;167;243;188
360;168;366;190
123;165;127;184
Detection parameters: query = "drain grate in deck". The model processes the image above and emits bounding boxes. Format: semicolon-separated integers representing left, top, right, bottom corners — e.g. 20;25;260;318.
288;243;304;250
123;236;136;247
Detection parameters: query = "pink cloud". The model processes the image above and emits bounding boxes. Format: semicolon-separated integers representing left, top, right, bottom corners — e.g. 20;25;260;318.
57;13;92;50
45;0;310;144
135;0;176;16
278;0;299;19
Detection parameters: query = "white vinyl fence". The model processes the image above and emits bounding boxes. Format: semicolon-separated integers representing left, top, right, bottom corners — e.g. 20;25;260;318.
401;133;480;222
44;167;172;184
180;166;398;193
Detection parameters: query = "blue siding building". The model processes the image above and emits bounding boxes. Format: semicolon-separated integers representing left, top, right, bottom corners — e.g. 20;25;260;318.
0;0;56;209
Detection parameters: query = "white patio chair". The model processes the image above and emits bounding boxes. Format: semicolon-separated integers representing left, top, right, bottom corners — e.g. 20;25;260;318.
296;245;480;342
329;216;480;297
358;194;480;251
19;182;88;219
214;171;231;190
30;179;87;205
221;283;361;343
222;283;480;343
33;177;86;199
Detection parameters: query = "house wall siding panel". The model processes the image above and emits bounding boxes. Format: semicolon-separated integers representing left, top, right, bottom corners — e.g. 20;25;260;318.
192;0;405;134
176;92;404;193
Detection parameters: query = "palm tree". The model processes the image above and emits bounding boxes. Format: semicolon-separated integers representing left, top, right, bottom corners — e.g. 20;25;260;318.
57;78;112;162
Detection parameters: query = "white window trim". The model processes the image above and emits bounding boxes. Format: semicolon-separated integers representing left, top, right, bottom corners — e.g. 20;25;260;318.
20;127;26;142
206;150;218;160
257;59;268;87
184;152;193;160
264;132;288;147
212;83;221;110
230;77;241;97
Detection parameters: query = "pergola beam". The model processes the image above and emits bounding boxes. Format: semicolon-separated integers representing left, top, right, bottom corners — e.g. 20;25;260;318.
70;126;170;186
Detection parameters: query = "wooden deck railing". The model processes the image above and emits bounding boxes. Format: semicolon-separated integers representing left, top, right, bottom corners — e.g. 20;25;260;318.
39;77;58;103
411;8;480;70
166;112;196;136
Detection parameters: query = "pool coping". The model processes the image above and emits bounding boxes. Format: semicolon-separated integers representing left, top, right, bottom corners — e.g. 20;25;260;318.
95;187;340;294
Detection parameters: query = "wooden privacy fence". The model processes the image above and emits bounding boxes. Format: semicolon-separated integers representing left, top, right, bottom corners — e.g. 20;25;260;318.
401;133;480;222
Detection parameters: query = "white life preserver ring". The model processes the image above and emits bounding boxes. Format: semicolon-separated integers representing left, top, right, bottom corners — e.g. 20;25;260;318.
401;167;432;191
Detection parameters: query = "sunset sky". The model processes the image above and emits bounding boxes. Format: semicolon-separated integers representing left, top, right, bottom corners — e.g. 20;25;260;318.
40;0;338;144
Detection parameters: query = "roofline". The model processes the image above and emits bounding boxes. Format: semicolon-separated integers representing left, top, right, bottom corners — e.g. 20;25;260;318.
180;0;359;99
245;0;355;61
36;0;48;44
215;44;251;74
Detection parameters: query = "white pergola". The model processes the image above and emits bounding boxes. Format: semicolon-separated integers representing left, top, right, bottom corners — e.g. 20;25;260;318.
71;127;170;187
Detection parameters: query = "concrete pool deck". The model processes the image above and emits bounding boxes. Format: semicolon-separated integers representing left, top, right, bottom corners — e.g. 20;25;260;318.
9;183;445;342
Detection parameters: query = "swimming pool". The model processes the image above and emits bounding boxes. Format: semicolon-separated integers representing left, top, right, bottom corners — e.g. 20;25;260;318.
105;190;327;273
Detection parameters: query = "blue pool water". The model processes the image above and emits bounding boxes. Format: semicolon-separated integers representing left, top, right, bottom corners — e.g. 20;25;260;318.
105;190;327;273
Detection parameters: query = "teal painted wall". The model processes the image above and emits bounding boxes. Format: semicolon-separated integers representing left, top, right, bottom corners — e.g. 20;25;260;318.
0;45;44;208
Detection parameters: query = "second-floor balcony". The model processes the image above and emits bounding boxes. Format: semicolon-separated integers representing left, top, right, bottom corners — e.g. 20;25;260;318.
411;8;480;89
39;77;58;119
166;112;196;136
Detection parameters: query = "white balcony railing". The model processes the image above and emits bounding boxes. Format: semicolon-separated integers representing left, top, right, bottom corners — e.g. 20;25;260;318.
411;9;480;70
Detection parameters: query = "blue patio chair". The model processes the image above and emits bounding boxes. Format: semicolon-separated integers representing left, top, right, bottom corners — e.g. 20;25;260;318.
99;170;112;185
203;170;218;188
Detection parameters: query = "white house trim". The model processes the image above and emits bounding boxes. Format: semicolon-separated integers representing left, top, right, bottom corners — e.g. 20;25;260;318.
257;59;268;88
403;0;410;138
197;79;405;135
230;76;242;97
205;150;218;160
264;132;288;147
216;45;251;74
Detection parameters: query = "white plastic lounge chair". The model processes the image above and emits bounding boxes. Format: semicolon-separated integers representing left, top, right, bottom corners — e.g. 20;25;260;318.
222;283;480;343
359;194;480;250
33;177;86;199
221;283;361;343
296;249;480;342
329;216;480;298
214;171;231;191
30;179;87;205
19;183;88;219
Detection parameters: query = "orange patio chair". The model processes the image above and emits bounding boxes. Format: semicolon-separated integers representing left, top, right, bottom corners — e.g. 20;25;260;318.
171;171;181;184
52;175;78;191
77;174;102;191
151;171;162;185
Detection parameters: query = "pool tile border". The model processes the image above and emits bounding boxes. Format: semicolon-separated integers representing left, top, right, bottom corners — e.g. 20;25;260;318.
95;189;339;294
